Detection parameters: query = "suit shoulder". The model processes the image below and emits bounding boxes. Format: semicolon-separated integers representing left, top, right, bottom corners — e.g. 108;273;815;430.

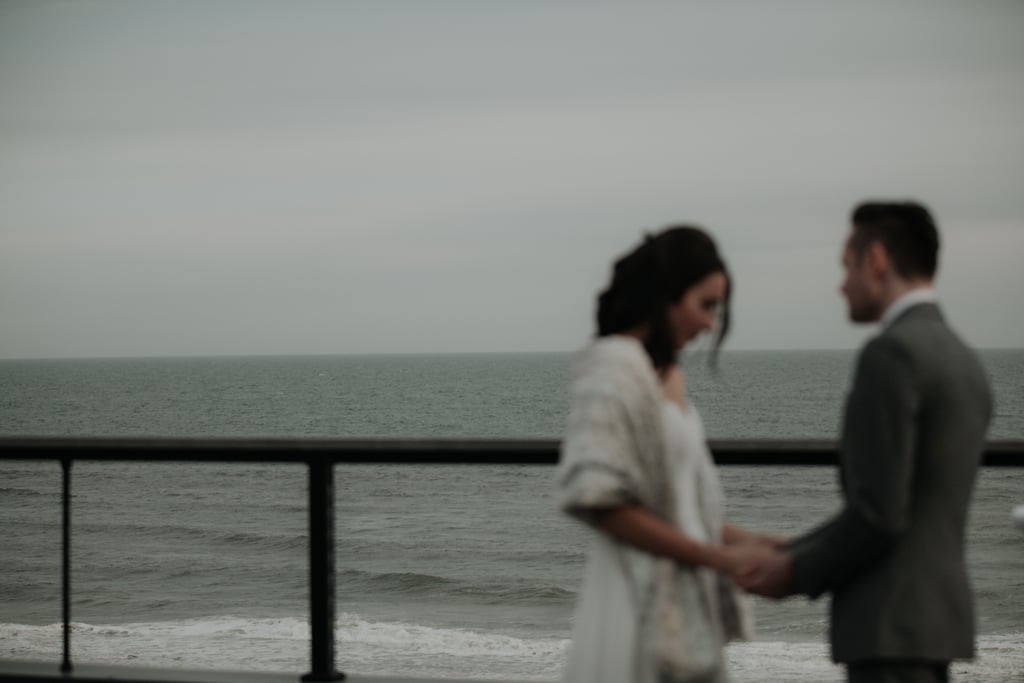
869;313;992;413
887;307;986;369
858;333;914;370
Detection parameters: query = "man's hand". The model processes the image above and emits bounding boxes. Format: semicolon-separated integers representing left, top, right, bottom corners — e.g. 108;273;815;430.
735;548;796;600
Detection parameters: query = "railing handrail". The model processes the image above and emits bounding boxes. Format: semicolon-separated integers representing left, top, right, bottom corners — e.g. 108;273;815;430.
1;436;1022;465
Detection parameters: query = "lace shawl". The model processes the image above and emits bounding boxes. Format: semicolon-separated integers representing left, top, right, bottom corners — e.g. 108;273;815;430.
556;336;751;681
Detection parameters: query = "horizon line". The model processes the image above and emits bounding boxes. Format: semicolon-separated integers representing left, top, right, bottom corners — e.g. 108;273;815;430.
2;346;1023;362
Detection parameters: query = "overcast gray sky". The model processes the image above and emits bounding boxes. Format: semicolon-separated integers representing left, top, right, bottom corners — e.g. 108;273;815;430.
2;1;1022;358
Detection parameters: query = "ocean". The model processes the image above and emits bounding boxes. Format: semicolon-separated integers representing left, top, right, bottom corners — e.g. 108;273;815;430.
1;350;1022;682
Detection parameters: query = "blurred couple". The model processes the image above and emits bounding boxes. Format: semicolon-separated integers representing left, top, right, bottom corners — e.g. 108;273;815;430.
556;201;992;683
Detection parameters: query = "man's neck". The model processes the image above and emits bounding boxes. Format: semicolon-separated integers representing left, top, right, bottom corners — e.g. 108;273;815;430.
880;283;937;327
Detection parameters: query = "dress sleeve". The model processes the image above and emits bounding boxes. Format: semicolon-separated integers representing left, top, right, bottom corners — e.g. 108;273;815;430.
556;384;642;525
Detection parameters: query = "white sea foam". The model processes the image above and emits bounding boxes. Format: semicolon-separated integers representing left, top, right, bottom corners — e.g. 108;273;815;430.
2;617;1022;682
730;635;1024;682
1013;504;1024;530
0;614;566;680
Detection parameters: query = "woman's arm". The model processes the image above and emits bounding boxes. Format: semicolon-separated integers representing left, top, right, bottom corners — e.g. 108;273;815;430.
723;523;789;548
595;504;740;573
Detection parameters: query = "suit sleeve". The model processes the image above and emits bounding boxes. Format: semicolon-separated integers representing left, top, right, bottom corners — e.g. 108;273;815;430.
790;336;920;598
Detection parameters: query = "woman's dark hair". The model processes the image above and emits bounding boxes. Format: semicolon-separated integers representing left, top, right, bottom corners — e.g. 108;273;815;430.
596;225;731;371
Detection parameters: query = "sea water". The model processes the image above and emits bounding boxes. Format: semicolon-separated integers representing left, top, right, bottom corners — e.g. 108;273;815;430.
1;350;1022;681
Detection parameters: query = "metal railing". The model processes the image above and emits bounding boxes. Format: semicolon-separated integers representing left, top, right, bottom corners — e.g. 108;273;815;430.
1;436;1021;683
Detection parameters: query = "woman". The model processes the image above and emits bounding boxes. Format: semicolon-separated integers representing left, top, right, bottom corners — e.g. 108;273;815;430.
556;226;773;683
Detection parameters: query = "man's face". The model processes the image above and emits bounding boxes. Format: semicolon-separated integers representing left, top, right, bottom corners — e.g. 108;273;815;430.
840;236;884;323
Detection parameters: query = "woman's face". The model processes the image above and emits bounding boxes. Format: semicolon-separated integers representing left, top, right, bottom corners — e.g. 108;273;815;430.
666;271;728;350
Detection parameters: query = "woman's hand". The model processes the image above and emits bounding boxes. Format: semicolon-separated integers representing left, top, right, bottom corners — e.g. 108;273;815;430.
722;523;790;550
596;504;743;572
715;540;777;576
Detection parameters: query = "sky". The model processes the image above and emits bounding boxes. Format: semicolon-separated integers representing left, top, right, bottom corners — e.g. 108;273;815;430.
2;1;1023;358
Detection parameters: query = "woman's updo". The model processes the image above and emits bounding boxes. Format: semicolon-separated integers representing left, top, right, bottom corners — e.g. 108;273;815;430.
596;225;730;370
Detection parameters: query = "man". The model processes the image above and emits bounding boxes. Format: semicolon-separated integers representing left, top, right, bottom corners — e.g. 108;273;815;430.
739;201;993;683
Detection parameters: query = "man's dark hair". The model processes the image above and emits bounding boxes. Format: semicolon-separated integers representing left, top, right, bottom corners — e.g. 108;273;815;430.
849;201;940;279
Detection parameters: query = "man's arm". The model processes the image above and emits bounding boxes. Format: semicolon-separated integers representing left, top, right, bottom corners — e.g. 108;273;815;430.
789;336;920;598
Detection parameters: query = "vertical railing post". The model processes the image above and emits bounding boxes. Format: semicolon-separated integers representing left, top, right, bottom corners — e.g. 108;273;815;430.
60;458;73;674
303;459;344;681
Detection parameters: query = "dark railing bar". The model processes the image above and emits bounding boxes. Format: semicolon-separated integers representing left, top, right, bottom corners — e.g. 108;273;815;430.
0;437;1021;466
60;458;72;674
303;461;344;682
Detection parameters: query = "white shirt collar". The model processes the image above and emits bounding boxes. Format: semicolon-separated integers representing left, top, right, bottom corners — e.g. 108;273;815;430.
881;287;938;329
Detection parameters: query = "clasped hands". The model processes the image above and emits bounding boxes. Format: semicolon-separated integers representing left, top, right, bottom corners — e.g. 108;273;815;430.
718;535;796;599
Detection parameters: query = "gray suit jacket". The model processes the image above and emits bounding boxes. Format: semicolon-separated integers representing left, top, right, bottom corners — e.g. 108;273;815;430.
790;303;992;663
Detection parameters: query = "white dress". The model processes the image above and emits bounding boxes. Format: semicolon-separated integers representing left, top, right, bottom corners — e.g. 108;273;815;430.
560;400;729;683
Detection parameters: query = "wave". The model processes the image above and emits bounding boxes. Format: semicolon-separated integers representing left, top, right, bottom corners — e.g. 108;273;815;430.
2;617;1021;682
338;569;457;593
336;569;576;605
72;522;307;553
0;487;47;498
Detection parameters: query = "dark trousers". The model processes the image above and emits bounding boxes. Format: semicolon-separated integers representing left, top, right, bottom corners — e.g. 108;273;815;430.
847;660;950;683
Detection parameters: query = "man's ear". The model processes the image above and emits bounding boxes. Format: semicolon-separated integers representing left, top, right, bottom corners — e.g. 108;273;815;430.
866;240;890;278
